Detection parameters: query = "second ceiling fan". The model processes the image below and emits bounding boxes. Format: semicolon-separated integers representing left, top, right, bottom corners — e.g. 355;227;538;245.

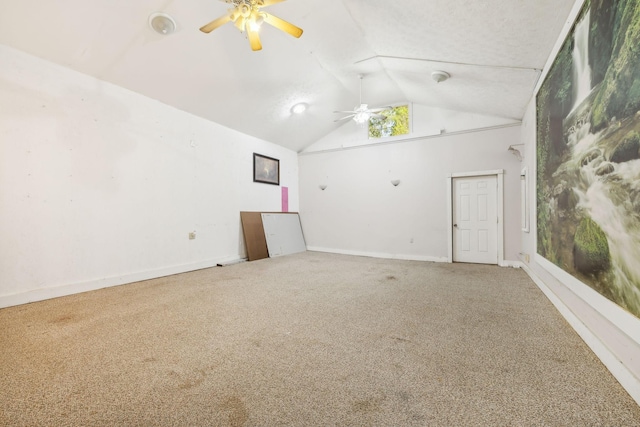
335;75;391;124
199;0;303;51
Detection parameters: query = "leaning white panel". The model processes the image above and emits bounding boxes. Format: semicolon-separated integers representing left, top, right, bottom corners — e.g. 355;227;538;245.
261;213;307;257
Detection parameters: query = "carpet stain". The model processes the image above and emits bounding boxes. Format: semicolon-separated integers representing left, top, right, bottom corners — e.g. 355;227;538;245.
51;314;76;324
168;368;209;390
386;275;397;281
398;391;411;402
352;395;385;413
221;396;249;426
178;368;207;390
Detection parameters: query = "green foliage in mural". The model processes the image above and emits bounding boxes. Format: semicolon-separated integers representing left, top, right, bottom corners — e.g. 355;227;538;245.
573;217;611;274
610;131;640;162
536;36;575;261
591;1;640;131
589;0;619;85
369;105;409;139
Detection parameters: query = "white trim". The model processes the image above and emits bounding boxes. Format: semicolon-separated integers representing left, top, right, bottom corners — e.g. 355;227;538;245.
299;123;521;155
536;254;640;344
306;247;448;263
447;169;504;179
0;257;237;308
500;260;523;269
447;170;505;265
520;167;530;232
446;176;454;263
521;262;640;407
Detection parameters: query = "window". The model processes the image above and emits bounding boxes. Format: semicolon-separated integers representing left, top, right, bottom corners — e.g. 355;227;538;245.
368;105;410;139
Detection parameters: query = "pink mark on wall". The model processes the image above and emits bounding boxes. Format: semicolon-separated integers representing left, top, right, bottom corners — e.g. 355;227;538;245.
281;186;289;212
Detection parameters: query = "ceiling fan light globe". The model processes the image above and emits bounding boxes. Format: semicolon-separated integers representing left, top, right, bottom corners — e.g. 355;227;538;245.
353;111;370;124
248;20;261;31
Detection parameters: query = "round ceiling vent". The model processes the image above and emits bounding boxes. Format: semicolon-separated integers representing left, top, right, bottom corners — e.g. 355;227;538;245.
149;12;177;35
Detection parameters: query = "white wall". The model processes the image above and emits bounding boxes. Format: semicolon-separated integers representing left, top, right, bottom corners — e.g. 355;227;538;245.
0;44;298;307
299;125;523;262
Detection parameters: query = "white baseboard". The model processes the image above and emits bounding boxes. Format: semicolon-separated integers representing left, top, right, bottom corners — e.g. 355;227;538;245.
0;258;232;309
521;262;640;407
306;246;449;263
500;260;523;268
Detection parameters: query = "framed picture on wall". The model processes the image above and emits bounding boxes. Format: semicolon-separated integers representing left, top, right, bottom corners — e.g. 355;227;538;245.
253;153;279;185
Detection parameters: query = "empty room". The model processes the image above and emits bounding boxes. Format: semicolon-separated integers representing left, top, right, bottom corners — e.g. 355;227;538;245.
1;0;640;425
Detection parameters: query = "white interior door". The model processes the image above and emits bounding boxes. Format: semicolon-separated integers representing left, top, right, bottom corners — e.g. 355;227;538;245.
452;175;498;264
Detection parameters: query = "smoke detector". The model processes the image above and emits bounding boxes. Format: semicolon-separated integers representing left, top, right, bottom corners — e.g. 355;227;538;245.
431;71;450;83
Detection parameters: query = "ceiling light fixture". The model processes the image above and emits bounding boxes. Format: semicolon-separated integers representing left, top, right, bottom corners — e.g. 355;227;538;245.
291;103;307;114
431;70;450;83
353;105;371;125
149;12;177;35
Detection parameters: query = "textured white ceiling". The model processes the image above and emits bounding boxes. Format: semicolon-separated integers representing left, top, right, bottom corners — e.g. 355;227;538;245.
0;0;577;152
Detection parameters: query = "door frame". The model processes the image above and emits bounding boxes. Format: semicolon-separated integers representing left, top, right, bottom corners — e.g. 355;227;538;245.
446;169;505;265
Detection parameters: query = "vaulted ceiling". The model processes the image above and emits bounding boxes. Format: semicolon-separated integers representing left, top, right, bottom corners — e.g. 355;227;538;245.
0;0;577;152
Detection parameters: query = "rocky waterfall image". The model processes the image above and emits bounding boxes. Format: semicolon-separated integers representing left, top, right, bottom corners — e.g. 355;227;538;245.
536;0;640;318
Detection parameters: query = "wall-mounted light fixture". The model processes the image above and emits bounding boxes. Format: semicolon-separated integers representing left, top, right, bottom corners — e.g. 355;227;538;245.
390;179;401;187
319;184;327;190
508;144;524;161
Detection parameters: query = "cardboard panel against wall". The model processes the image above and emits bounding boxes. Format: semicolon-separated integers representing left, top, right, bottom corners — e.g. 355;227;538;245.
261;213;306;257
240;212;269;261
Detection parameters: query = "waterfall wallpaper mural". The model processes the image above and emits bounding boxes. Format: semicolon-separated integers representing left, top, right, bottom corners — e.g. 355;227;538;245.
536;0;640;319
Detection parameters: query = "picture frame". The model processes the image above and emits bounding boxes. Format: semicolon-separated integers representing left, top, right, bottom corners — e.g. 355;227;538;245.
253;153;280;185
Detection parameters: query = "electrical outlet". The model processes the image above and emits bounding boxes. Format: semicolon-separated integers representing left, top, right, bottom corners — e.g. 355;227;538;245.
189;232;196;240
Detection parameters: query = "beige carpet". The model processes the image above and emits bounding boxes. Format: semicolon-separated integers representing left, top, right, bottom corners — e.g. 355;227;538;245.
1;251;639;426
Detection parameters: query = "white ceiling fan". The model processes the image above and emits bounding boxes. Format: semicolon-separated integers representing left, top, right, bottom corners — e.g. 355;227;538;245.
334;74;391;124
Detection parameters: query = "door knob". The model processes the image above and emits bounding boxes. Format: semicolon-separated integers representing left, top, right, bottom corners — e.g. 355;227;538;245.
453;224;458;227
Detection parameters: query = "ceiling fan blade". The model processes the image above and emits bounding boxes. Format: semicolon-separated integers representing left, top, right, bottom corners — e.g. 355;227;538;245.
199;14;233;33
333;110;357;114
260;0;287;6
248;29;263;51
334;115;355;122
263;13;303;38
